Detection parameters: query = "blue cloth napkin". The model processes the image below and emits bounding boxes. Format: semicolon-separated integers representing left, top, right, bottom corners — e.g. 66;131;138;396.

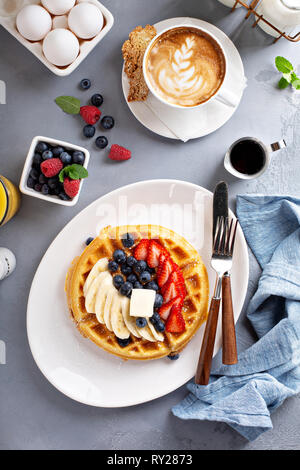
172;195;300;441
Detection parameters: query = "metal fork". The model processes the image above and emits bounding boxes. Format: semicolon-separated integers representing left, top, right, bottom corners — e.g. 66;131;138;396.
195;216;236;385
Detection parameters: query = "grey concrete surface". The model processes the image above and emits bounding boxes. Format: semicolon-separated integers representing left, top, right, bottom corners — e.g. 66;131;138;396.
0;0;300;450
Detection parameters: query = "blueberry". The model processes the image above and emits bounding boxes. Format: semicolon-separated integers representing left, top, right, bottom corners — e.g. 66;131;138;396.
150;311;160;325
60;152;72;165
41;184;49;195
95;136;108;149
85;237;94;246
42;150;53;160
145;281;159;291
133;281;143;289
154;294;163;308
48;177;59;189
52;146;65;157
35;142;48;153
155;319;165;333
121;232;135;248
58;192;71;201
113;275;124;289
80;78;91;90
27;176;35;188
91;93;103;107
29;168;39;180
32;153;43;168
117;337;131;348
127;273;137;284
168;354;180;361
113;249;126;264
119;281;133;297
83;124;95;138
134;260;147;274
126;256;137;267
108;260;118;273
34;183;42;192
146;267;156;275
101;115;115;130
73;151;85;165
121;264;132;276
136;317;147;328
139;271;151;284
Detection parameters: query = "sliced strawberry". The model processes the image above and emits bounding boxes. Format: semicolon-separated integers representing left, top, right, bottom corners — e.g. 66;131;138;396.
168;269;186;298
146;240;166;268
158;296;183;321
157;256;174;287
162;279;181;303
165;304;186;333
133;239;149;260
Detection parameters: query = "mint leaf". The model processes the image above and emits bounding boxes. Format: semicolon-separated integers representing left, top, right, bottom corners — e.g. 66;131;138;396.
59;164;88;182
275;56;294;74
278;77;290;89
55;96;81;115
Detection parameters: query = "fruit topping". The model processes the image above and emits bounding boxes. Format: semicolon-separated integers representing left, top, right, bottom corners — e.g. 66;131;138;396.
80;105;101;125
40;157;63;178
52;146;64;157
157;257;174;287
145;280;159;291
158;296;183;321
147;240;166;268
154;319;165;333
101;115;115;129
63;177;80;198
126;255;137;267
168;354;180;360
120;281;133;298
95;136;108;149
80;78;91;90
72;151;85;165
85;237;94;246
108;260;118;272
121;264;132;276
35;142;48;153
113;275;125;289
134;260;147;273
113;249;126;264
134;239;149;261
42;149;53;160
165;303;185;333
108;144;131;161
121;232;135;248
139;270;151;284
60;151;72;165
136;317;147;328
154;293;163;308
117;336;131;348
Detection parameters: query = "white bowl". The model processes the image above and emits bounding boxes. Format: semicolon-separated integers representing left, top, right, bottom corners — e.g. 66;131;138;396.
19;135;90;206
0;0;114;76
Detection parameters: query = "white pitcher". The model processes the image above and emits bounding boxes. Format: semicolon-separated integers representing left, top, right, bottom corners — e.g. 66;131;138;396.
256;0;300;37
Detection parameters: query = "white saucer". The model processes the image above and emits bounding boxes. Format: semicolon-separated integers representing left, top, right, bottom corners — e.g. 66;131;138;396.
122;17;245;140
27;179;249;407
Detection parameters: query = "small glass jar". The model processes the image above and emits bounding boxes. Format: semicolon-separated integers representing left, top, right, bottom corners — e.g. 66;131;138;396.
0;175;21;226
256;0;300;37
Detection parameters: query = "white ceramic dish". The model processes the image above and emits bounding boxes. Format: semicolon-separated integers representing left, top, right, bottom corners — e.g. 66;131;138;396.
27;179;249;407
0;0;114;76
19;135;90;206
122;17;245;140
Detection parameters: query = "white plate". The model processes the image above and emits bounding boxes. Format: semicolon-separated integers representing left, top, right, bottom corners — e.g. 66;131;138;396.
0;0;114;77
122;17;245;139
27;179;249;407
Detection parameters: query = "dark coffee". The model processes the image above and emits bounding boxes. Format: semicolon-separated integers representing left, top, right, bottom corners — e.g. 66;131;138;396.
230;140;266;175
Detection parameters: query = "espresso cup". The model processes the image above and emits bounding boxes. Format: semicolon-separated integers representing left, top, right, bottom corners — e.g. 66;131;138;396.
143;24;238;109
224;137;287;180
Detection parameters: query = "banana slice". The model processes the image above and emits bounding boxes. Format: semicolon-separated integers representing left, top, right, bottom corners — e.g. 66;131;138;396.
110;294;130;339
85;271;110;313
121;297;142;338
137;323;157;342
95;274;114;324
103;288;115;331
147;320;164;342
83;257;108;296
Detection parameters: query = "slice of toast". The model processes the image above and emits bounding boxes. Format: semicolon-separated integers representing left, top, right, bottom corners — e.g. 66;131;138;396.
122;25;157;102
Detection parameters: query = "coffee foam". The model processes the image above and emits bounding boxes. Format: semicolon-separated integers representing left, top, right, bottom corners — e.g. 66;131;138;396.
145;27;226;107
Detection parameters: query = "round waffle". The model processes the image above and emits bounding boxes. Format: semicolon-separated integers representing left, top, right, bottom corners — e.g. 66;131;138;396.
65;225;209;360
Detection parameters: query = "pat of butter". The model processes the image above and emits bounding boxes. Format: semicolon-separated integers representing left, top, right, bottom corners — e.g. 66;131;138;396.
130;289;156;317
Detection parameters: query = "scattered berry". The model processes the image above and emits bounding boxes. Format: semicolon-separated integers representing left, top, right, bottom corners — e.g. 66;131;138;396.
136;317;147;328
72;151;85;165
109;144;131;161
113;275;124;289
60;151;72;165
121;232;135;248
42;150;53;160
168;354;180;360
108;260;118;273
52;146;65;157
35;142;48;153
101;115;115;129
120;281;133;297
91;93;103;107
80;105;101;125
80;78;91;90
113;249;126;264
95;136;108;149
83;124;95;138
41;158;63;178
117;337;131;348
85;237;94;246
139;271;151;284
29;168;39;180
63;177;80;198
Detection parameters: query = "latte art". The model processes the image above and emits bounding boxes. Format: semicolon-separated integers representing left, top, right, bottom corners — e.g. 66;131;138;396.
145;27;226;107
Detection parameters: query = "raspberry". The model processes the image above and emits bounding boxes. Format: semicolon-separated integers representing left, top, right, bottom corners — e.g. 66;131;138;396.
63;177;80;198
40;158;63;178
80;106;101;125
108;144;131;161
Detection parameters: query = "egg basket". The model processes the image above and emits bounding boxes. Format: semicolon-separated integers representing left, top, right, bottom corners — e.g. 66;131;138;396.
0;0;114;76
230;0;300;43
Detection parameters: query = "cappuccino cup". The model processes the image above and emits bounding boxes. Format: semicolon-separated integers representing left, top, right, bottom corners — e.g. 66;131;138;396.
143;24;237;109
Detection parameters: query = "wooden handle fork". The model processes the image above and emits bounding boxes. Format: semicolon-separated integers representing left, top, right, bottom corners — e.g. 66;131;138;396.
222;274;238;365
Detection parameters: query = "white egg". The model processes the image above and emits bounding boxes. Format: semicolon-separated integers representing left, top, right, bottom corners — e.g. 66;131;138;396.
68;3;104;39
41;0;75;16
43;29;79;66
52;15;68;30
16;5;52;42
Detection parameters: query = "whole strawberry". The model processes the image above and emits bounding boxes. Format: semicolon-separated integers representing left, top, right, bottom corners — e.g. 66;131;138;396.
63;177;80;198
40;158;63;177
109;144;131;161
80;105;101;125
